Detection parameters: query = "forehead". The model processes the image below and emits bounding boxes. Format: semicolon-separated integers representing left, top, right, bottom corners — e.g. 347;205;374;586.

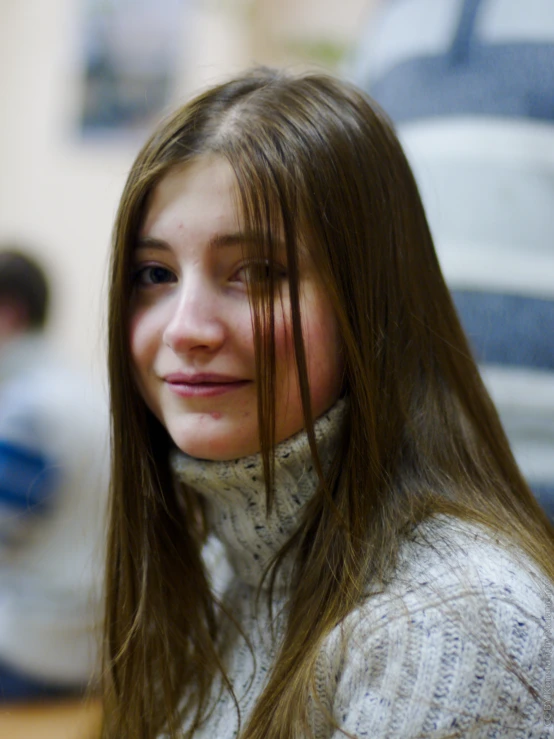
141;155;242;240
138;153;312;262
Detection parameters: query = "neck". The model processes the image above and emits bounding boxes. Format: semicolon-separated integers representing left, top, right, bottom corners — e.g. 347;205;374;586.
171;399;348;589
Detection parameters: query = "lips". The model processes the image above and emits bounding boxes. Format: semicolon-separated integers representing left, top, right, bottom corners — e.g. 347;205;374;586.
163;372;251;398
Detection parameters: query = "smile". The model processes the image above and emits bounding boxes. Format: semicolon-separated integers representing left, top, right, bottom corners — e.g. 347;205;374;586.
163;373;251;398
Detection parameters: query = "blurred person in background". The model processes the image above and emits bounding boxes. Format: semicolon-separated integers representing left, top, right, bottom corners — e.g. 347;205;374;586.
349;0;554;520
0;248;109;701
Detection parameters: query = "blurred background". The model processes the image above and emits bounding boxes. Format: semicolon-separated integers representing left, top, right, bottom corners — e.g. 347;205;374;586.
0;0;375;383
1;0;553;734
0;4;377;731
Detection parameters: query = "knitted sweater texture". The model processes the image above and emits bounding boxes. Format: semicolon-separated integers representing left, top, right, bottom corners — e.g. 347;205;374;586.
171;401;554;738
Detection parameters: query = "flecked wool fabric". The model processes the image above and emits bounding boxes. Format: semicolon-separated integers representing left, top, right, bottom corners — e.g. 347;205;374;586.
171;401;554;738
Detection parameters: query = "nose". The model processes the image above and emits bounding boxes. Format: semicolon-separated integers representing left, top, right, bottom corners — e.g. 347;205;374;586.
163;276;225;355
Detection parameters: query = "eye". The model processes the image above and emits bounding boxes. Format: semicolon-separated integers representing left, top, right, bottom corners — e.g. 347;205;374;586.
232;260;288;286
133;265;177;287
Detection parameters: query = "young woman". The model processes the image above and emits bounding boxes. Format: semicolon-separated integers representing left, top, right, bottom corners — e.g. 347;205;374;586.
104;68;554;738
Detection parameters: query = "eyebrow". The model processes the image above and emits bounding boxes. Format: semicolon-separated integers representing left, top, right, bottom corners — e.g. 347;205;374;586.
135;232;287;252
135;236;171;252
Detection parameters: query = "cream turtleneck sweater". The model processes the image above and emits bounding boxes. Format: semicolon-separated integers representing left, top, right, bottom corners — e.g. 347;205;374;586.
171;401;553;738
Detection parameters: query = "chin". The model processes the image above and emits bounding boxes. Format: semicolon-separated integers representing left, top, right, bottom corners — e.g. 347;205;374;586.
169;423;260;462
176;441;259;461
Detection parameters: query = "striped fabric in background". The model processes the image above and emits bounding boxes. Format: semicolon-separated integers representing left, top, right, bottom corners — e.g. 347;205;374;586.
349;0;554;518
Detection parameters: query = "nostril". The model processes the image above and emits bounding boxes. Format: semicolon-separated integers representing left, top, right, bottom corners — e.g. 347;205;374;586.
162;313;225;353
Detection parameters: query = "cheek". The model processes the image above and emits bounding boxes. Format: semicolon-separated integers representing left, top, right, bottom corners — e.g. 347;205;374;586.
302;282;344;407
304;315;344;409
233;308;257;353
129;304;161;384
273;292;344;411
272;306;296;388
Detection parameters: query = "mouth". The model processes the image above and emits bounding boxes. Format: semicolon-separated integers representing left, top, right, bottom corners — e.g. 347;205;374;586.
163;373;251;398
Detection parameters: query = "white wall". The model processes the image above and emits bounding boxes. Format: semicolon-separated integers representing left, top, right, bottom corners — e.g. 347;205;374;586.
0;0;135;381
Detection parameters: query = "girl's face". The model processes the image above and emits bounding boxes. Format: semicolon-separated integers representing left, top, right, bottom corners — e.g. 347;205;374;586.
130;155;344;460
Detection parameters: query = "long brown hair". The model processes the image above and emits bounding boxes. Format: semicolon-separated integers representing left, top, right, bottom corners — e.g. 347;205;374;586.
104;68;554;738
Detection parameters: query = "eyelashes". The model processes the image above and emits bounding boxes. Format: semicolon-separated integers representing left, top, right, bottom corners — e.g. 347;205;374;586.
232;259;288;286
132;265;177;287
131;260;288;290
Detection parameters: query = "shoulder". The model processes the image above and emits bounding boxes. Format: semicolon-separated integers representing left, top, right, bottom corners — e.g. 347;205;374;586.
348;516;551;641
393;515;549;612
318;516;553;738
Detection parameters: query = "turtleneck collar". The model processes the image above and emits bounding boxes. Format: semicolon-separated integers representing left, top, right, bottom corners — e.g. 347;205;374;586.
171;399;348;589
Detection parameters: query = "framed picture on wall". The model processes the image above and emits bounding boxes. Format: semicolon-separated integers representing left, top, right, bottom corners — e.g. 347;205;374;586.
79;0;186;137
